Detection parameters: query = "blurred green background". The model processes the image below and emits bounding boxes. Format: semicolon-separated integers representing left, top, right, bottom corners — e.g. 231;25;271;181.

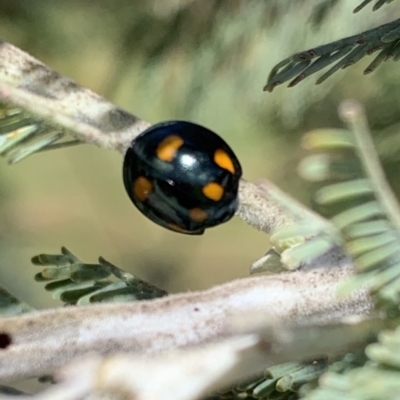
1;0;400;308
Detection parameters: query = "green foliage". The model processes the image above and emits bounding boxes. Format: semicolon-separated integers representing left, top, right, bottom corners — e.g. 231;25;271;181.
0;285;34;315
299;103;400;315
304;329;400;399
354;0;396;13
0;386;27;396
228;359;328;400
265;0;400;92
240;97;400;398
265;18;400;92
0;105;79;164
32;247;167;305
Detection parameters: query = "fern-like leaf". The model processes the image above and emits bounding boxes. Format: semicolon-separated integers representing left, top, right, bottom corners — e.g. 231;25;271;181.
265;19;400;92
230;360;327;400
0;285;34;315
299;101;400;313
32;247;167;305
304;327;400;399
354;0;396;13
0;104;81;164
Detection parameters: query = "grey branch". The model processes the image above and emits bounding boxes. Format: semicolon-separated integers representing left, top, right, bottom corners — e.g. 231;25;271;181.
0;316;388;400
0;264;370;381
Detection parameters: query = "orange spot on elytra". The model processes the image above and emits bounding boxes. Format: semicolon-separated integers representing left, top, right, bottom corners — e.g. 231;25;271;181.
156;135;184;162
189;208;208;222
202;182;224;201
133;176;153;201
214;149;235;174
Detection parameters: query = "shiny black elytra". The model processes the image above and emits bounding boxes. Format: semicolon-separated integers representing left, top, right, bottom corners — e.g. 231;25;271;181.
123;121;242;235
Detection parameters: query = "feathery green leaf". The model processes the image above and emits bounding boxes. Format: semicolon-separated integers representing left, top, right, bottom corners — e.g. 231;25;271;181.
32;247;168;305
265;19;400;91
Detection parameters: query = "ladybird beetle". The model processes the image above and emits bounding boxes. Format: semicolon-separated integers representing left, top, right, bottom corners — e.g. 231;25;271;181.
123;121;242;235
